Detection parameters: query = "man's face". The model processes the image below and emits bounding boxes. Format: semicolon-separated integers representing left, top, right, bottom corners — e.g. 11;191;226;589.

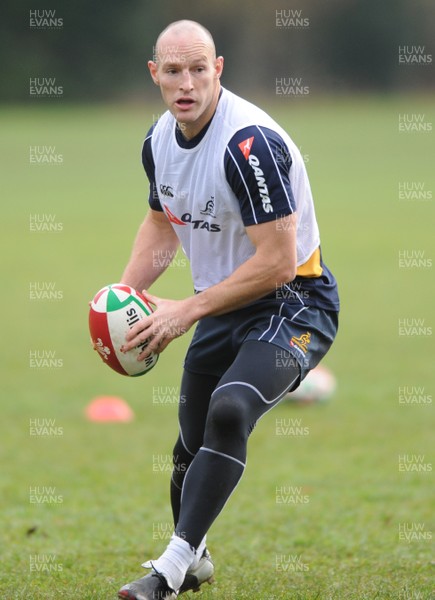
148;33;223;139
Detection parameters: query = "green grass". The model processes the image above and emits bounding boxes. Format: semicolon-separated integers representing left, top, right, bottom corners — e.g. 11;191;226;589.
1;95;434;599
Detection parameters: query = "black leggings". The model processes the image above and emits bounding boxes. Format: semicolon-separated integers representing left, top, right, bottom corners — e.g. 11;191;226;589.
170;340;300;548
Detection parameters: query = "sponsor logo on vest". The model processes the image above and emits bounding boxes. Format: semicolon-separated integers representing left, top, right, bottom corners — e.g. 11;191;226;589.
160;184;174;197
200;197;216;217
181;213;221;232
238;136;254;160
163;205;221;231
163;204;186;225
248;154;273;213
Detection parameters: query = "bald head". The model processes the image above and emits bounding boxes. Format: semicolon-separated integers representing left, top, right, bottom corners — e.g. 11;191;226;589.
148;20;224;140
155;20;216;63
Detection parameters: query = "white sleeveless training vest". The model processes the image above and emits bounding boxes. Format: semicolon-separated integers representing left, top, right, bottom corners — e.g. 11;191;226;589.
150;87;320;291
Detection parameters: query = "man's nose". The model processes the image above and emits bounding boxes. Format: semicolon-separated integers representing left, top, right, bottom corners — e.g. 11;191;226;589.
179;69;193;91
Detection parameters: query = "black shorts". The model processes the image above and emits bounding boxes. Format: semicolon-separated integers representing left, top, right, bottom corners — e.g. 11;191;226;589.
184;299;338;380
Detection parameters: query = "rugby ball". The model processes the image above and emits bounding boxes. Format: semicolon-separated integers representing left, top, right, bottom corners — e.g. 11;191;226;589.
89;283;158;376
285;364;336;404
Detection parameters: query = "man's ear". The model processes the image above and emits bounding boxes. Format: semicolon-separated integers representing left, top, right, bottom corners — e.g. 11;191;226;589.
215;56;224;79
148;60;160;85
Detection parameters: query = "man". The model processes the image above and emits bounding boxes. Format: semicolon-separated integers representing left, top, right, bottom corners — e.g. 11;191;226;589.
118;20;339;600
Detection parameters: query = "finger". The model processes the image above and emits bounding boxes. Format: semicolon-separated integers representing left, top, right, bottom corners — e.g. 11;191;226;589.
156;337;171;353
137;335;172;360
122;322;154;352
136;320;170;358
137;346;154;361
141;290;161;307
124;316;153;344
137;336;162;360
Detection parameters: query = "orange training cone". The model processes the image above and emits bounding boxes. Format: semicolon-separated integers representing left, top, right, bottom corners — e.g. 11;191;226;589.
85;396;134;422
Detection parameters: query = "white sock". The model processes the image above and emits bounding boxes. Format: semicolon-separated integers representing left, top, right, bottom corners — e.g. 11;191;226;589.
151;534;196;591
189;536;207;571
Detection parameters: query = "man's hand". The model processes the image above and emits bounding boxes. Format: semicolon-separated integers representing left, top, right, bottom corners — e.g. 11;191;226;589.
120;291;199;360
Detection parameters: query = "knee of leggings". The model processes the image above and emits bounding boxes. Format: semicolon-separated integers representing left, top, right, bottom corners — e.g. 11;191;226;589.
205;385;251;443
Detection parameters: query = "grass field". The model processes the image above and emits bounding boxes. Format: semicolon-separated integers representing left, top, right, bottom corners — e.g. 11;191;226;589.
1;95;434;599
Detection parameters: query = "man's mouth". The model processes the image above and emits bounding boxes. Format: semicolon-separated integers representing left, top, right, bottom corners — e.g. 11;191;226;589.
175;97;195;110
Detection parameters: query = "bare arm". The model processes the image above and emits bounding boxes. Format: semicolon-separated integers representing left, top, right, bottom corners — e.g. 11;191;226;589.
194;213;296;316
122;213;297;357
121;208;180;290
